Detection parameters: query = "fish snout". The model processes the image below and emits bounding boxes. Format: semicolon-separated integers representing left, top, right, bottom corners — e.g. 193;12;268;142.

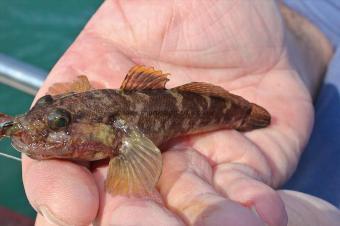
0;113;15;138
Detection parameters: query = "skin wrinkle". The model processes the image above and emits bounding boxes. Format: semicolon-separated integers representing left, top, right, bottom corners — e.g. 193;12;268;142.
224;151;270;184
200;1;237;54
193;137;271;186
179;193;217;220
168;186;218;225
237;139;273;184
126;0;254;69
158;0;175;62
211;163;287;225
187;150;213;184
213;163;265;190
251;3;275;51
197;131;271;174
115;0;137;48
245;130;289;187
108;201;185;226
196;5;222;51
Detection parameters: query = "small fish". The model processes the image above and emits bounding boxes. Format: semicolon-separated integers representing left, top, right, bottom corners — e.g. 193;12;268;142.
0;65;270;197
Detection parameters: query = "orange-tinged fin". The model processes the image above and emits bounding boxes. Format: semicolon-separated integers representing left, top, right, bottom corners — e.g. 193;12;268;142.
237;103;271;131
48;75;93;95
105;119;162;198
172;82;244;101
120;65;170;90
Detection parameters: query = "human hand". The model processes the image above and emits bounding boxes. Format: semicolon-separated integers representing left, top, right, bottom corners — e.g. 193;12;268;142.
24;1;314;225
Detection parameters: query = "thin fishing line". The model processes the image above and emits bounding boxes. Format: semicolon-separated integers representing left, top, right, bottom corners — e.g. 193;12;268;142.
0;151;21;162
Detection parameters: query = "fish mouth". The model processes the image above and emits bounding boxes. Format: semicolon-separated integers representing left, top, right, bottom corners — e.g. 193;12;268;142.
0;116;15;138
9;118;47;158
12;139;45;159
8;117;72;160
11;134;70;160
11;136;30;154
1;116;33;156
9;117;30;153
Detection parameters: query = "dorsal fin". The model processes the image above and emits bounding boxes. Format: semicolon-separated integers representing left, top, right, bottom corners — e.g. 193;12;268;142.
48;75;93;95
120;65;170;91
172;82;244;100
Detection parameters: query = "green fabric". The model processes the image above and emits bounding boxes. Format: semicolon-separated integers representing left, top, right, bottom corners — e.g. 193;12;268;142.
0;0;102;219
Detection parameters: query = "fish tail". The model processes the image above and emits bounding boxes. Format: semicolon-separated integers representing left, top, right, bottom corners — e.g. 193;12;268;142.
237;103;271;131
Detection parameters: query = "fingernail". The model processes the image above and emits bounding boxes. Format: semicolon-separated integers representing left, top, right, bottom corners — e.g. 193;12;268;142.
250;206;260;217
250;206;269;226
38;205;73;226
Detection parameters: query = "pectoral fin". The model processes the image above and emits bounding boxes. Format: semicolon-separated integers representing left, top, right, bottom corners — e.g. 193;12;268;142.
105;119;162;198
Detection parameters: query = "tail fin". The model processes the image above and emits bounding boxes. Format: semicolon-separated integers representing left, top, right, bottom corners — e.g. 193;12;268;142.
237;103;271;131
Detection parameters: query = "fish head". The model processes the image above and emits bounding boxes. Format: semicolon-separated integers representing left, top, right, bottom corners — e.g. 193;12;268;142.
7;94;116;161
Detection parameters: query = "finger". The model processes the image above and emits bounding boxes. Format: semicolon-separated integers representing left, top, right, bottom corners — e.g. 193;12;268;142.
91;165;185;226
242;70;313;186
197;69;313;187
214;162;287;226
35;214;94;226
278;190;340;226
190;131;287;225
35;214;56;226
158;147;263;226
22;156;99;226
190;130;272;184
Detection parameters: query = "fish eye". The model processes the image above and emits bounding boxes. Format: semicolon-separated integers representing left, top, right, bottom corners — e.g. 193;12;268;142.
47;108;71;131
36;95;53;106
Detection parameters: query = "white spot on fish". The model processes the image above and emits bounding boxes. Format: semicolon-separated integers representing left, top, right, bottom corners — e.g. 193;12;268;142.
135;102;145;112
182;118;191;129
47;131;70;144
136;92;151;101
165;120;172;129
169;91;183;112
223;100;231;114
194;119;202;128
121;93;134;104
202;95;211;109
154;120;162;131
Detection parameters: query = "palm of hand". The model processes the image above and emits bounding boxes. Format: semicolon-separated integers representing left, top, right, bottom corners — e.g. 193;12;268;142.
26;1;313;226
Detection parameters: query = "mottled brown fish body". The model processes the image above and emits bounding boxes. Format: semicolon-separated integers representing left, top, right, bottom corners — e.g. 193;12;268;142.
125;90;251;145
2;65;271;198
51;89;269;146
122;90;270;145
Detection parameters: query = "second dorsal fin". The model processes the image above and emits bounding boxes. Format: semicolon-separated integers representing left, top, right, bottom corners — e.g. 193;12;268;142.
172;82;243;100
120;65;170;91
